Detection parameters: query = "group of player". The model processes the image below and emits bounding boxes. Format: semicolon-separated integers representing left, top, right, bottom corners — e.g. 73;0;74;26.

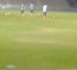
20;2;47;19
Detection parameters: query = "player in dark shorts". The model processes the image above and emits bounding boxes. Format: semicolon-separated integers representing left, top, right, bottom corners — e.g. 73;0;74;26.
20;3;25;15
29;2;34;16
43;4;47;19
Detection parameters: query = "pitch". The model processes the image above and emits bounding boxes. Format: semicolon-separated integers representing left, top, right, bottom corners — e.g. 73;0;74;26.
0;10;77;70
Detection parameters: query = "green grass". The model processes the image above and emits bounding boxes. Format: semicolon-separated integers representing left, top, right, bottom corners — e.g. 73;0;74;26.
0;10;77;70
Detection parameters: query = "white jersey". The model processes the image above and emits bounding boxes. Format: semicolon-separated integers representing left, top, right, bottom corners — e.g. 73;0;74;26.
20;4;24;10
43;5;47;12
30;3;34;10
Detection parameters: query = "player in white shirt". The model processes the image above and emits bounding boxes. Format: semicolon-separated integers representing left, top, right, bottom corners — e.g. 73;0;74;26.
29;2;34;16
20;3;25;15
43;4;47;19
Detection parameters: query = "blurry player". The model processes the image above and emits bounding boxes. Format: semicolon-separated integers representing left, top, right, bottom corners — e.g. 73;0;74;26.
43;3;47;19
20;3;25;16
29;2;34;16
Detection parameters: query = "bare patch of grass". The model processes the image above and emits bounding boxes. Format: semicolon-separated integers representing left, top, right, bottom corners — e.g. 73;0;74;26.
13;37;77;46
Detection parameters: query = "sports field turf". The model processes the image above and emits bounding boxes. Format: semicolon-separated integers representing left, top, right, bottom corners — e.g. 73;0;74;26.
0;11;77;70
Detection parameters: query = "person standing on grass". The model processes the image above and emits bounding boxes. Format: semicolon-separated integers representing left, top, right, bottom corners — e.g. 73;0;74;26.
20;3;25;16
29;2;34;16
43;3;47;19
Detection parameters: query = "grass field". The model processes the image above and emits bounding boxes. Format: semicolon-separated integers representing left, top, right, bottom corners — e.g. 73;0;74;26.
0;10;77;70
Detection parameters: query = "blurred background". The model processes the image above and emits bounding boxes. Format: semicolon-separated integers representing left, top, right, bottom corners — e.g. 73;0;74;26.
0;0;77;12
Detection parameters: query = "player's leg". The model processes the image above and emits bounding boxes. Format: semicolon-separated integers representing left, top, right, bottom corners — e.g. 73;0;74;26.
45;12;46;18
29;9;34;16
20;10;23;14
29;10;32;16
20;10;24;16
22;10;24;16
43;12;46;19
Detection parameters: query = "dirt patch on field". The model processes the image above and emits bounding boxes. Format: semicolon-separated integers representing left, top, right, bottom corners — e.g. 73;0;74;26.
10;28;77;46
13;38;77;46
9;28;77;35
41;28;77;33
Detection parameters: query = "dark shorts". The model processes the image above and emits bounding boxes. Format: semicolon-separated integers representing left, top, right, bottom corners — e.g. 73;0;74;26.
20;10;24;14
43;12;46;16
30;10;34;13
